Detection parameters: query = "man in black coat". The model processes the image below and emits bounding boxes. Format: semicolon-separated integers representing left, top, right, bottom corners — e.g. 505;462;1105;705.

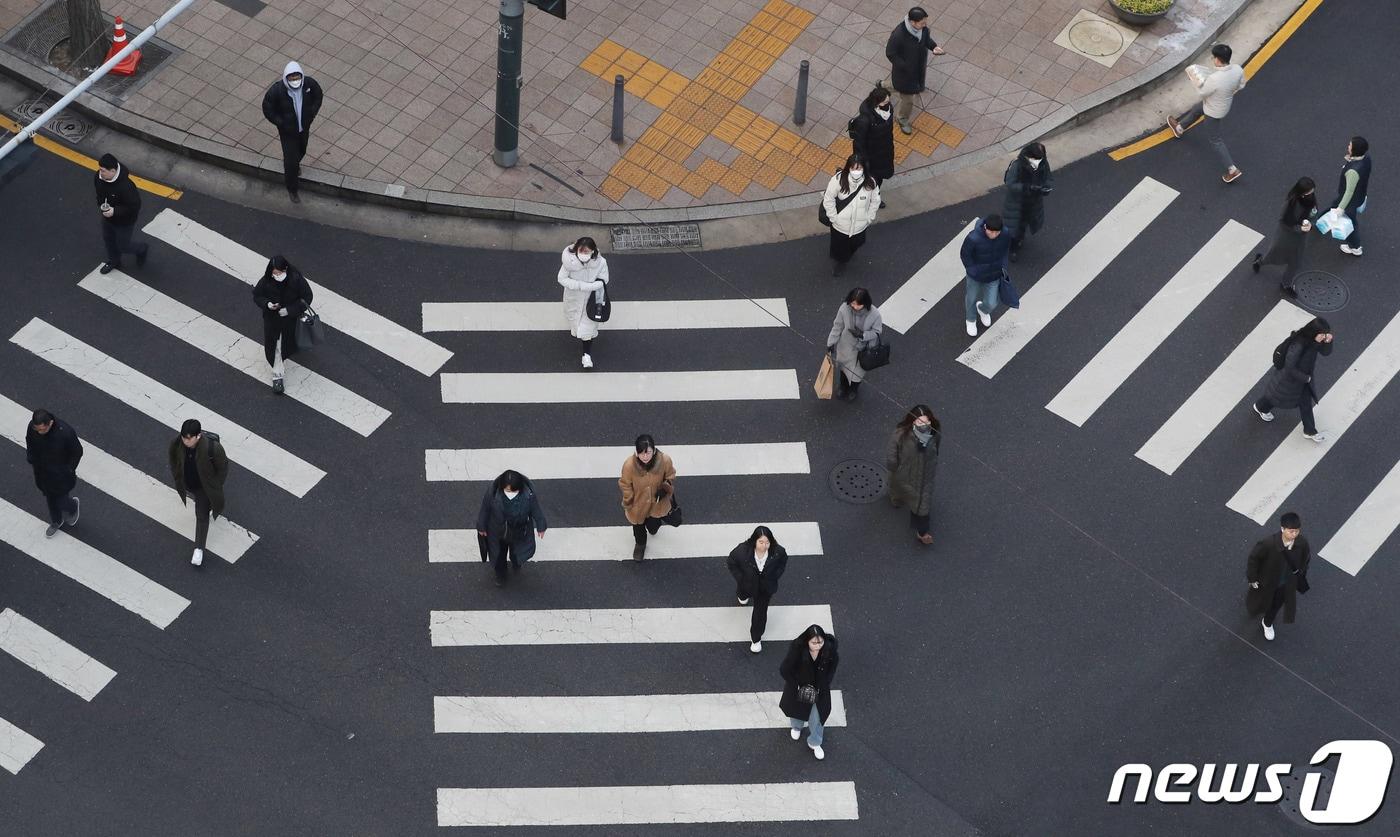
261;60;323;203
24;409;83;538
93;153;149;275
252;255;314;394
881;7;945;135
1247;511;1312;641
168;419;229;568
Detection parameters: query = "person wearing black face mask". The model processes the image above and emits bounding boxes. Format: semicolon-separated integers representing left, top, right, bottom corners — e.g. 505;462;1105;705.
1001;142;1053;263
886;405;940;545
252;255;314;394
1252;317;1334;443
1251;177;1317;297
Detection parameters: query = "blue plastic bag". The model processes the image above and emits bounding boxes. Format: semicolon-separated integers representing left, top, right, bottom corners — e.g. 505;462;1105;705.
1316;210;1354;240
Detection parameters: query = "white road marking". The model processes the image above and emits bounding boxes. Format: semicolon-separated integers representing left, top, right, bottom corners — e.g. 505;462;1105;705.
440;370;800;403
427;522;822;563
429;605;833;646
422;299;791;331
879;220;976;334
0;716;43;775
425;443;811;481
433;691;847;733
0;608;117;701
1320;457;1400;575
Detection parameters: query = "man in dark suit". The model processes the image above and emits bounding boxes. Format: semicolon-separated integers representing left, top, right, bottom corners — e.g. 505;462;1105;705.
1247;511;1312;641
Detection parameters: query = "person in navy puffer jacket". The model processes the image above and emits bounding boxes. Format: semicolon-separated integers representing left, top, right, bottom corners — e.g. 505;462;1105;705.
959;214;1011;337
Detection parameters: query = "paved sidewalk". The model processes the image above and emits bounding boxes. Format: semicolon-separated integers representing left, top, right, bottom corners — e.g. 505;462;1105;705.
1;0;1245;218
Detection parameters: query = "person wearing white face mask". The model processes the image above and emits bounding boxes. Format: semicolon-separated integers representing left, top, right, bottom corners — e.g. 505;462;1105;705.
885;405;941;546
558;235;610;368
262;61;323;203
821;155;880;276
251;255;314;394
1001;142;1053;263
476;470;548;587
850;88;895;196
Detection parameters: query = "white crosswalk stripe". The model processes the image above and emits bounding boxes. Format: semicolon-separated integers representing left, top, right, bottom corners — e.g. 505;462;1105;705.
433;691;847;733
430;605;833;646
879;220;976;334
143;208;453;376
427;522;822;563
426;443;810;481
1047;220;1263;426
441;370;800;403
0;715;44;775
11;318;326;498
0;497;190;629
1135;301;1316;476
78;268;391;437
0;608;116;701
423;299;791;331
1320;457;1400;575
436;782;860;826
0;393;257;563
1228;307;1400;524
958;177;1179;379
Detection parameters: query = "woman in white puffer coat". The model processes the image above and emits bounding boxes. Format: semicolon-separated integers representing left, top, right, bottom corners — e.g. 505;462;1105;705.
557;236;610;368
822;154;880;277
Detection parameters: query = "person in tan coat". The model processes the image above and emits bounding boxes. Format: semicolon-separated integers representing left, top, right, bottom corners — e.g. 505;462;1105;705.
619;434;677;561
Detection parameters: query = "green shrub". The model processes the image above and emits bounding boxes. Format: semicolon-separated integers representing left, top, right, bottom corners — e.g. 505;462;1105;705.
1113;0;1173;13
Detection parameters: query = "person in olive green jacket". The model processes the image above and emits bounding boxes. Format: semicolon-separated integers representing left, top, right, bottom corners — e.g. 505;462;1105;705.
168;419;229;567
885;405;940;545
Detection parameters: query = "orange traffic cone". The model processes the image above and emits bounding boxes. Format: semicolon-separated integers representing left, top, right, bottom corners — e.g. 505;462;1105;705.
104;17;141;76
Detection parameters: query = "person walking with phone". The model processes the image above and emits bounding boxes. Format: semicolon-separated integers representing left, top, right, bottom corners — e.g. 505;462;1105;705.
726;526;789;653
167;419;228;567
25;409;82;538
619;434;676;561
822;155;880;276
1166;44;1246;183
1252;317;1333;442
93;153;149;275
252;255;314;394
881;6;946;135
558;236;610;369
1001;142;1053;262
476;470;548;587
825;287;884;402
1247;512;1311;641
779;624;840;760
886;405;940;546
1251;177;1317;296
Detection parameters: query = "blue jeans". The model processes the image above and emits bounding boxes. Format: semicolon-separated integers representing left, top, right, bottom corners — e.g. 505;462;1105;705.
790;703;824;748
964;276;999;323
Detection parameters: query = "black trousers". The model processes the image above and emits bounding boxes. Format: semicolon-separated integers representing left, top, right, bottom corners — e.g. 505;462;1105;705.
746;591;772;643
490;540;518;580
263;317;297;369
189;486;212;550
279;129;310;192
42;490;76;525
101;221;146;266
1255;395;1317;435
1264;586;1287;627
909;511;930;536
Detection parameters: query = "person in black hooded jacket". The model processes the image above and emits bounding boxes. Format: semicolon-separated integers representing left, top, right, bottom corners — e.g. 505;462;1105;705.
93;153;149;274
262;60;324;202
779;624;840;760
1253;317;1334;442
25;408;83;538
476;470;548;586
850;87;895;189
726;526;789;653
252;255;314;394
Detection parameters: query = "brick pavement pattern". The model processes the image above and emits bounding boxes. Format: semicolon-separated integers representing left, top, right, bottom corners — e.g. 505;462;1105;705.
1;0;1207;211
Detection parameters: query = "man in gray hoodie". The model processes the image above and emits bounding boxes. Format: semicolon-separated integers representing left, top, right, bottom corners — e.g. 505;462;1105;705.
261;61;324;203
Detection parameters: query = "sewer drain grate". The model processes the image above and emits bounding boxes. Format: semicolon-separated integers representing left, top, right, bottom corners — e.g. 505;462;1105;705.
829;459;886;504
2;1;174;101
1278;764;1334;830
12;97;93;143
610;223;702;251
1292;270;1349;312
1067;19;1124;57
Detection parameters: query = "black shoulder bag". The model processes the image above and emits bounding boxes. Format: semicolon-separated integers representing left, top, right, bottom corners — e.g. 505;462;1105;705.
818;181;859;227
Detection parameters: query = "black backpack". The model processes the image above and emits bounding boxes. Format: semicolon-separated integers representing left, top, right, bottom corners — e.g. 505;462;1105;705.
846;116;859;140
1272;335;1294;369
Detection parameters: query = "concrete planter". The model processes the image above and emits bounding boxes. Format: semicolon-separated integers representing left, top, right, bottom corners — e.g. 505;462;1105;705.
1108;0;1173;26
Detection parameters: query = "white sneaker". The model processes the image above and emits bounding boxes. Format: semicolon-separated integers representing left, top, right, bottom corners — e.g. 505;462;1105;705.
1340;244;1363;256
976;301;991;327
965;320;977;337
749;641;762;653
191;548;204;567
1262;619;1275;641
737;597;750;605
790;727;802;740
581;353;593;368
811;745;825;760
1303;431;1327;443
1252;404;1274;422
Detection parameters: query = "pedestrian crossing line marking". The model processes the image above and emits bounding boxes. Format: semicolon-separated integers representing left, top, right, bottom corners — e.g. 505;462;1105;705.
436;782;860;826
0;498;191;629
0;715;44;775
430;605;833;646
879;220;977;334
433;691;848;733
422;299;792;332
425;443;811;481
0;608;117;701
1047;220;1263;426
79;268;391;437
1135;301;1315;475
0;114;183;199
142;209;453;376
440;370;800;404
1227;307;1400;524
11;318;326;498
957;177;1179;379
428;522;823;563
1320;457;1400;576
0;394;258;563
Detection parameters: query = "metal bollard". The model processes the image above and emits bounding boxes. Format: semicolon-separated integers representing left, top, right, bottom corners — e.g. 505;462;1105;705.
611;74;626;143
793;60;810;125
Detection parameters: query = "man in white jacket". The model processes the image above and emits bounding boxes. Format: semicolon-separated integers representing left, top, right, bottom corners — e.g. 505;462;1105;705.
1167;43;1246;183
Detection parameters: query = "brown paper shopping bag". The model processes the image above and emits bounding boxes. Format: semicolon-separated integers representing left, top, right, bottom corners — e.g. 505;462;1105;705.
814;353;835;399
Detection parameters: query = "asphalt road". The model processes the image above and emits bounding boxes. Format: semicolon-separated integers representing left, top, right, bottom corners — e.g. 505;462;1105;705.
1;1;1398;835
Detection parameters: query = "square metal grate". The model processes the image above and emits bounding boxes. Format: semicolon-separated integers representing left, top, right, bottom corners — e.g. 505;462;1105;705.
610;223;702;251
2;1;174;101
12;96;93;143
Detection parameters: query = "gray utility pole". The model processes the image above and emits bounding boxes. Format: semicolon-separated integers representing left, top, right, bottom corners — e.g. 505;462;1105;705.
493;0;565;168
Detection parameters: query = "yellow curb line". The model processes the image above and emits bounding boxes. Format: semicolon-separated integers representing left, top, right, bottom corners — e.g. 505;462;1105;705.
1109;0;1324;162
0;113;183;199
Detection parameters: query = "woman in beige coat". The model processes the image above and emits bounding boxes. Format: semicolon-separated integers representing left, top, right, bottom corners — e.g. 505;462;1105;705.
618;434;677;561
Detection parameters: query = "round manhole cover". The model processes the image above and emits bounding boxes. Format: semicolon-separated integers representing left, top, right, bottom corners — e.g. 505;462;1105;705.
829;459;886;504
1278;764;1335;830
1068;20;1125;57
1292;270;1349;312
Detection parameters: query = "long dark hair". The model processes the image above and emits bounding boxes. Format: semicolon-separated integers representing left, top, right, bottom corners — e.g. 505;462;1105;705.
569;236;598;256
746;525;782;554
838;154;876;193
896;404;940;435
1295;317;1331;343
634;434;657;470
845;287;874;307
1018;141;1046;175
493;469;529;494
792;624;835;658
264;254;294;279
1284;176;1316;216
863;86;890;112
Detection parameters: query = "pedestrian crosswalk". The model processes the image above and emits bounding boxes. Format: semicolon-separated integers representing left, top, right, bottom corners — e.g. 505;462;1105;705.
880;220;975;334
0;715;44;775
440;369;801;403
0;608;117;701
427;522;823;562
431;605;834;647
426;443;811;482
433;691;848;733
423;298;792;331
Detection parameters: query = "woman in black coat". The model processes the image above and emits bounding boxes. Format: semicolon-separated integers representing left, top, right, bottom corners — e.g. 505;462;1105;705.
1252;177;1318;295
476;470;548;586
850;87;895;188
251;255;314;394
1000;142;1053;262
1253;317;1333;441
779;624;839;760
725;526;789;653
